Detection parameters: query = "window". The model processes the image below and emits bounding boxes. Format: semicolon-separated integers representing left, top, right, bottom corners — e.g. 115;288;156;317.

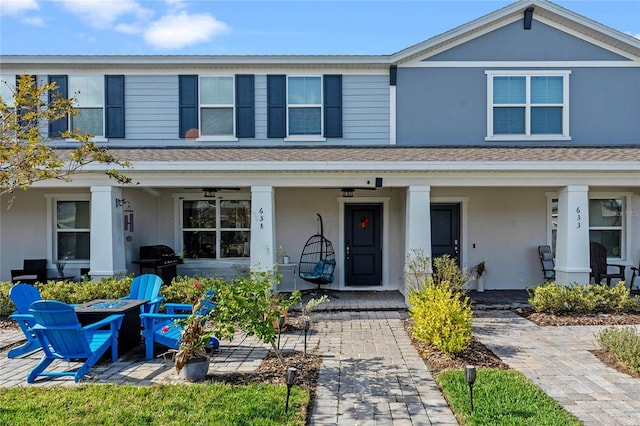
288;76;322;136
200;76;234;136
486;71;570;141
56;200;91;261
549;196;626;259
180;198;250;259
0;75;14;108
69;76;104;137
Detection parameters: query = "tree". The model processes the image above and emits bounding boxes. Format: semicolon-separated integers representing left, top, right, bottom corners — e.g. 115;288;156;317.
0;75;130;207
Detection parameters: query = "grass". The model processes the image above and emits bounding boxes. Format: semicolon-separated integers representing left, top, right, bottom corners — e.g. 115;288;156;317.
0;383;308;425
437;368;581;426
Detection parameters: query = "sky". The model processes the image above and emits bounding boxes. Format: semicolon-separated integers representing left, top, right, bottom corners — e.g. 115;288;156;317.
0;0;639;56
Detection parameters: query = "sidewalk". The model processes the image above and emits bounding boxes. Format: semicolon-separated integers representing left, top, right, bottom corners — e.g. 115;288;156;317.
473;310;640;426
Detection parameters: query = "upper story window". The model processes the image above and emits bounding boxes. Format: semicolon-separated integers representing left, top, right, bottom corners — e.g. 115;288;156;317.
0;75;15;108
179;74;254;140
69;76;104;137
48;75;125;139
200;76;234;137
287;76;322;136
486;71;570;141
267;74;342;140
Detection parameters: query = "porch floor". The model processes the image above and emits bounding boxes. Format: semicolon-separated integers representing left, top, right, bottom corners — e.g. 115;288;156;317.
290;289;530;312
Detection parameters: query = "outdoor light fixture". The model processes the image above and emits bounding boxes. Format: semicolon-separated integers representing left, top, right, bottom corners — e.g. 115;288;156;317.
203;188;217;198
465;365;477;412
285;367;297;413
341;188;354;198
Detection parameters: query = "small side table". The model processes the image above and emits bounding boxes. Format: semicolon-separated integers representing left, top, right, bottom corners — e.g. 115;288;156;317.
278;263;298;291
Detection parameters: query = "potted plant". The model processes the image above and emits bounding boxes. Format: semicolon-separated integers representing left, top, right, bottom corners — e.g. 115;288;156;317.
277;246;290;264
172;294;217;382
472;261;486;292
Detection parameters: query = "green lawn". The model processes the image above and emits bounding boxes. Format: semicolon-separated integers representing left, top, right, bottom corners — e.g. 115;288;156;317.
0;383;308;425
437;368;582;426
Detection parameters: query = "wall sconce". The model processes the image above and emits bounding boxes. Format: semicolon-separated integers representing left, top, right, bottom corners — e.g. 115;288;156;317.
115;198;128;208
341;188;354;198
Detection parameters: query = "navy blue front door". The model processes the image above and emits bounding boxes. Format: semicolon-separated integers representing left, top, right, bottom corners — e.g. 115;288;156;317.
430;204;460;265
345;204;382;286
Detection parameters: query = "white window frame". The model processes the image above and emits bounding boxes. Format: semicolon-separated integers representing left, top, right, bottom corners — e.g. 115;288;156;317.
486;70;571;141
196;75;237;142
285;75;325;142
46;194;91;268
546;192;631;261
67;75;107;141
0;75;15;108
173;192;251;262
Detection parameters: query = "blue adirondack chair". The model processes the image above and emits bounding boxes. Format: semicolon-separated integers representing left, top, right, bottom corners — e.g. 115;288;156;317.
140;290;219;360
121;274;164;315
8;283;42;358
27;300;123;383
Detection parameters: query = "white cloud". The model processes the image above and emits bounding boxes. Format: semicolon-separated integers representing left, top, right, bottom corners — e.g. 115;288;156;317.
144;11;229;49
22;16;45;27
115;23;142;35
0;0;39;16
55;0;152;30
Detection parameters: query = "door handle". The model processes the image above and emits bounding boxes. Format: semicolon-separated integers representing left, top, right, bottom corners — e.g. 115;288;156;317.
454;239;459;256
346;243;351;261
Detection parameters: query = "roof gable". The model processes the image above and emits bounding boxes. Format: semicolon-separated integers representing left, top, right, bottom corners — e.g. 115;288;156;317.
391;0;640;65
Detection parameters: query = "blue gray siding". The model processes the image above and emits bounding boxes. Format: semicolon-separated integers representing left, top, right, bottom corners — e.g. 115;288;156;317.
126;75;179;141
121;73;389;146
428;20;628;62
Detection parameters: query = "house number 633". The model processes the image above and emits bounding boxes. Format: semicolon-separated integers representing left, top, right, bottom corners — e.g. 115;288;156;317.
576;207;581;228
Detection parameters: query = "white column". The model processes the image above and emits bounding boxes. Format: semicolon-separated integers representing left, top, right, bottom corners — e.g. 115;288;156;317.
555;185;590;285
250;186;275;272
405;186;432;291
89;186;126;279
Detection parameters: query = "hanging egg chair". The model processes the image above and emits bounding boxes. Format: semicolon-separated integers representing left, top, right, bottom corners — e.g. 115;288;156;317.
298;214;336;287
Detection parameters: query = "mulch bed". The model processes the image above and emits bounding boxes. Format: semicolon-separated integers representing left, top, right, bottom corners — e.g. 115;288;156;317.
513;307;640;327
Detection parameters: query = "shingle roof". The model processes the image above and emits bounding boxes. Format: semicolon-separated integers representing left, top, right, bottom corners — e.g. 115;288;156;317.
103;146;640;163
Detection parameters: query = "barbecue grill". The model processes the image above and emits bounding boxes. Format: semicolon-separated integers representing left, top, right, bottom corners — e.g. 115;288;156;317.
132;245;183;284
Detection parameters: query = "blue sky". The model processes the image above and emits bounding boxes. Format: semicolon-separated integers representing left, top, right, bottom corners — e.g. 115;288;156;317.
1;0;639;56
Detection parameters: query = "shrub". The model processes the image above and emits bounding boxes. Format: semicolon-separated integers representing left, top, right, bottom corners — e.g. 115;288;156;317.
404;249;470;294
528;282;640;314
161;276;223;305
597;327;640;372
409;282;473;356
0;282;14;316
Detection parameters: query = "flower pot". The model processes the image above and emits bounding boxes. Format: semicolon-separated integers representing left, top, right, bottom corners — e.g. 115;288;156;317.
180;357;209;382
476;276;485;292
283;256;290;264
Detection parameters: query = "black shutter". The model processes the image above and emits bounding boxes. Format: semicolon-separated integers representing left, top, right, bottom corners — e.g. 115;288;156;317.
16;75;37;130
235;75;255;138
105;75;125;138
267;75;286;138
179;75;198;138
323;74;342;138
48;75;68;138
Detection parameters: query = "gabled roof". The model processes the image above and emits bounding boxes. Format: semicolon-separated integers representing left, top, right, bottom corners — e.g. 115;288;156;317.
390;0;640;64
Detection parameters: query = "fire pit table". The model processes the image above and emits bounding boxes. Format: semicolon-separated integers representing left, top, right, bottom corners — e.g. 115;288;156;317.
75;299;147;357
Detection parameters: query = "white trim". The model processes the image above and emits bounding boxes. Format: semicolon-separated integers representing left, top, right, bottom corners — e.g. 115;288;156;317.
198;75;236;139
338;197;390;291
287;75;323;138
284;136;327;142
402;61;640;68
45;193;91;270
389;85;396;145
486;70;571;140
